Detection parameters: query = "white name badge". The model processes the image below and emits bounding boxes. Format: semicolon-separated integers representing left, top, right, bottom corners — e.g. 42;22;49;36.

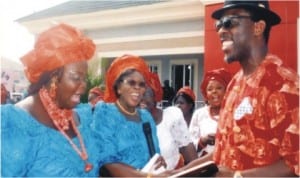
234;97;253;120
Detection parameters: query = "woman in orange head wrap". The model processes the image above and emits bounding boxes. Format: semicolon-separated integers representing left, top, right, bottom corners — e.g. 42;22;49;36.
174;86;196;127
88;86;104;106
93;55;171;177
189;68;232;157
103;54;151;103
1;23;105;176
140;73;197;170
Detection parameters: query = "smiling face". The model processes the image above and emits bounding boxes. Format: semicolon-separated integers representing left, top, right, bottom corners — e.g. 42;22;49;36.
205;80;226;108
217;9;255;64
55;61;88;109
117;70;146;111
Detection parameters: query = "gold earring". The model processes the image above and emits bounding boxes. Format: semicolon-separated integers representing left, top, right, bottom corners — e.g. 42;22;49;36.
49;77;57;99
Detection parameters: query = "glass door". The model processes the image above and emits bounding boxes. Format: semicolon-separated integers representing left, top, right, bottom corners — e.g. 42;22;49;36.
171;63;194;92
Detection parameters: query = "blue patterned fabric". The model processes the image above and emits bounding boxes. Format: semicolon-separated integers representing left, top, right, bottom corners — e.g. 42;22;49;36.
1;104;104;177
92;102;160;170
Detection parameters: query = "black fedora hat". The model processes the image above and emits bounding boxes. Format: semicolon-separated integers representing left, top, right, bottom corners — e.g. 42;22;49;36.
212;0;281;26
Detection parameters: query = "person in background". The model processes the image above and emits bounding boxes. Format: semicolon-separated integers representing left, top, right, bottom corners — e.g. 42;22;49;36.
189;68;232;157
88;86;104;107
1;24;104;176
162;79;175;107
92;54;170;177
180;1;299;177
1;84;8;104
140;72;198;170
173;86;196;127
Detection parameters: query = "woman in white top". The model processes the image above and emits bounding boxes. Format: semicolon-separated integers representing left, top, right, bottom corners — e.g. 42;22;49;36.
140;73;197;170
189;68;232;157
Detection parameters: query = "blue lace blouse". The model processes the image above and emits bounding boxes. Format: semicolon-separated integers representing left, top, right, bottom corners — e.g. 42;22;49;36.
1;104;104;177
92;102;160;170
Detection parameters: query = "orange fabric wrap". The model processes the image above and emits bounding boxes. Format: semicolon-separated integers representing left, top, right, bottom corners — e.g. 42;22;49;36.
177;86;196;101
104;54;150;102
89;87;104;97
1;84;8;104
148;72;163;102
20;23;96;83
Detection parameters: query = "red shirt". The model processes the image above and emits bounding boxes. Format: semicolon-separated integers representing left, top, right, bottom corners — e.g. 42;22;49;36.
213;55;299;175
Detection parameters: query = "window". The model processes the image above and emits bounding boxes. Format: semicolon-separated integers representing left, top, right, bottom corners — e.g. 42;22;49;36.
149;65;158;74
170;59;198;93
171;64;194;91
147;60;162;76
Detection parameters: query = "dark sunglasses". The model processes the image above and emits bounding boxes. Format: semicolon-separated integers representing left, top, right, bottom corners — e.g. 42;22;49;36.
122;79;146;88
215;15;252;32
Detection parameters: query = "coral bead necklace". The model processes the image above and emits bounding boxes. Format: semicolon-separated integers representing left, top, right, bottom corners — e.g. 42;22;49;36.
39;87;93;172
209;106;220;121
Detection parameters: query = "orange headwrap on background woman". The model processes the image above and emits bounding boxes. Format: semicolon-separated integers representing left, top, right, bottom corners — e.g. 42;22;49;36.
177;86;196;102
200;68;232;100
1;84;8;104
21;23;96;83
89;87;104;98
148;72;163;102
104;54;151;102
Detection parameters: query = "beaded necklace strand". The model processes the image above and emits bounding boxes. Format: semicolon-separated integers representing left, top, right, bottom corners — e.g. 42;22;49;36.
209;106;220;121
116;99;137;116
39;87;93;172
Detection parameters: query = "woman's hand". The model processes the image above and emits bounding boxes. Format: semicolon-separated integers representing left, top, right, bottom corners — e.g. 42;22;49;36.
201;133;216;146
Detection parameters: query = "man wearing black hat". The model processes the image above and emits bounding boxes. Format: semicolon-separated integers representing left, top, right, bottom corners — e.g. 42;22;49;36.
179;1;299;177
211;0;299;177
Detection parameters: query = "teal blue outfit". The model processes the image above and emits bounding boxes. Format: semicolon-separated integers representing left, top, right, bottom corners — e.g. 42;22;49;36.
1;104;104;177
92;102;160;170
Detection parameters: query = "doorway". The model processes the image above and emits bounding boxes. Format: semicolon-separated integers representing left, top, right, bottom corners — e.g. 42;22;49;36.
171;60;196;93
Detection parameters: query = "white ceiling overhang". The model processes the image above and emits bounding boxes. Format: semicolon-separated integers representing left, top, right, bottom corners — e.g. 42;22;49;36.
20;0;206;58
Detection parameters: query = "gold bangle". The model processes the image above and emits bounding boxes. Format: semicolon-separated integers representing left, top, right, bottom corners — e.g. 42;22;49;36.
233;171;243;178
147;173;152;178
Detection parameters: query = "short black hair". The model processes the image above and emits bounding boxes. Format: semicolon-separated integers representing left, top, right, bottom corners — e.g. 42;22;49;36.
249;10;272;44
